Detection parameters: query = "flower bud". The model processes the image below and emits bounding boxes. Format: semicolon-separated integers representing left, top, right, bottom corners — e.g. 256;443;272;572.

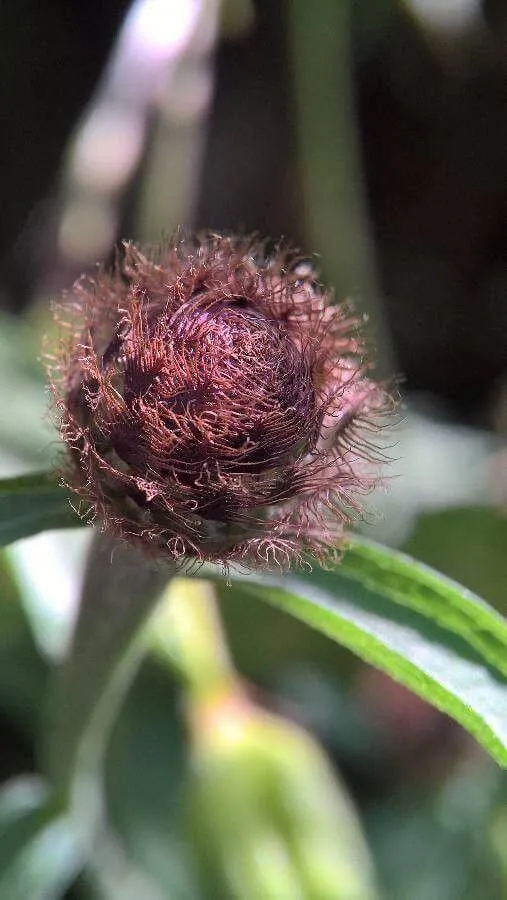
48;234;390;568
187;691;379;900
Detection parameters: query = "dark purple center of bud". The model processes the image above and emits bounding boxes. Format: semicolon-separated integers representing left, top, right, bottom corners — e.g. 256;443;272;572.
90;294;318;524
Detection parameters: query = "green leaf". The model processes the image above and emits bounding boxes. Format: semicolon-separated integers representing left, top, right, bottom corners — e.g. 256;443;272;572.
105;663;200;899
0;311;56;463
337;538;507;680
0;776;86;900
0;472;83;547
404;506;507;613
217;539;507;766
0;549;49;736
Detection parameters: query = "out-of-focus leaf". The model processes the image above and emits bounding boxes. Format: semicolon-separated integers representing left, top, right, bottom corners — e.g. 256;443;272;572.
369;761;505;900
0;776;86;900
404;506;507;613
80;823;171;900
367;410;497;546
0;550;48;736
0;472;83;547
6;529;92;661
105;662;200;899
0;311;54;464
215;538;507;766
0;311;42;381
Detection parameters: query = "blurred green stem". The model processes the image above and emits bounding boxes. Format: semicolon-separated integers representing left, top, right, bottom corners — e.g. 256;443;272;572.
43;535;170;818
289;0;393;376
135;0;221;242
151;577;238;704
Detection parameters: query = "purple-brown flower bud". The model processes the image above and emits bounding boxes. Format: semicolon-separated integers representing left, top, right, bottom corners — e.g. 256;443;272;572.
48;234;391;569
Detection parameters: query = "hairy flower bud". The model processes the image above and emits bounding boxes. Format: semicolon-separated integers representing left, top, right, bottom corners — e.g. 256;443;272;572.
48;234;390;569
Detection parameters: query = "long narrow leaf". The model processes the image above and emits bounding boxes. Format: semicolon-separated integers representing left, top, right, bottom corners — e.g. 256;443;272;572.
0;777;86;900
215;540;507;766
0;472;82;547
332;537;507;679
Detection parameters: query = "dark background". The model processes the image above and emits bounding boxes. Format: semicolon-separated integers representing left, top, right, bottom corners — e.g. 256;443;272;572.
3;0;507;417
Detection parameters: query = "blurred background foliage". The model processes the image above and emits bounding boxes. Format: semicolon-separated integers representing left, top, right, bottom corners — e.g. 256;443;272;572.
1;0;507;897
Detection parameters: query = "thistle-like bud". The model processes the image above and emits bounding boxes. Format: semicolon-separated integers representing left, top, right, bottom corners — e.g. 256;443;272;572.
48;234;390;569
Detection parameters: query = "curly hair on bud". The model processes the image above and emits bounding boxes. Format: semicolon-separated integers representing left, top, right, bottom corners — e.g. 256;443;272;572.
46;233;392;570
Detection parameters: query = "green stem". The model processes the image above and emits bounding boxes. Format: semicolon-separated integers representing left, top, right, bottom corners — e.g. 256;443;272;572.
42;534;171;818
151;577;237;704
289;0;393;376
135;0;221;242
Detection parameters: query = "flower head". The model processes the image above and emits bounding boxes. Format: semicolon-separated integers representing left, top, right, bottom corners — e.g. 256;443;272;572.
48;234;391;569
